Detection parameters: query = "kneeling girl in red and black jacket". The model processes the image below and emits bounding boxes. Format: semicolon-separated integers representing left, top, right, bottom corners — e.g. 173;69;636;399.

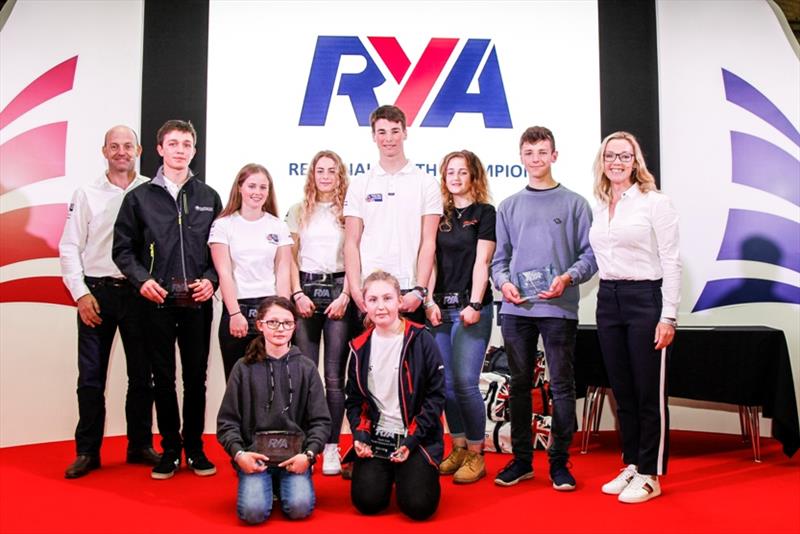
343;270;445;521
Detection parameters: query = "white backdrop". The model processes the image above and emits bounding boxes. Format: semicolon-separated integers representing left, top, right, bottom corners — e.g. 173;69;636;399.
0;0;144;446
656;0;800;433
1;0;798;448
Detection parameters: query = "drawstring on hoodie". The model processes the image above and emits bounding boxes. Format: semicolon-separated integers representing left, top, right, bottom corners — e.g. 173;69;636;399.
264;358;294;414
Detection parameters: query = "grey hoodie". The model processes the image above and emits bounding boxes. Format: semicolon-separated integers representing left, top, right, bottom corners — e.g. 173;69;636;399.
217;346;331;459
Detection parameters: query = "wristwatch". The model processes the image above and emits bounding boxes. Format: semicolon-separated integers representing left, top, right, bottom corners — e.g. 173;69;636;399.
304;450;316;465
412;286;428;301
468;302;483;311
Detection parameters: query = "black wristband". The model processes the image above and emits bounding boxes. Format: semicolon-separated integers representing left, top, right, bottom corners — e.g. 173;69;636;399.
290;290;303;303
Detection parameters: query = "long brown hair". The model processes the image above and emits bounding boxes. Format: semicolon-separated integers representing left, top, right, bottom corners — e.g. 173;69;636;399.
439;150;492;232
218;163;278;219
592;131;658;205
243;296;298;364
300;150;348;228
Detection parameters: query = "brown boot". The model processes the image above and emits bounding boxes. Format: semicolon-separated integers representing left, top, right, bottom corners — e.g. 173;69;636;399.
439;446;467;475
453;450;486;484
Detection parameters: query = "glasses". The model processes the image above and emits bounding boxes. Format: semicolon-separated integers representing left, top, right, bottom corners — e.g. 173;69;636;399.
258;319;296;330
603;152;634;163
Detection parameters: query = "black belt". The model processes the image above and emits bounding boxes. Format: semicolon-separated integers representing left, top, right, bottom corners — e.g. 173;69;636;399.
85;276;129;288
433;291;470;309
300;271;345;283
600;279;662;288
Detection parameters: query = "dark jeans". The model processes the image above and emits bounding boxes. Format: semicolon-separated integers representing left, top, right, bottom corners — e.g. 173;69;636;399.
500;314;577;465
293;306;353;443
145;301;213;454
75;278;153;455
597;279;670;475
218;296;264;381
351;450;440;521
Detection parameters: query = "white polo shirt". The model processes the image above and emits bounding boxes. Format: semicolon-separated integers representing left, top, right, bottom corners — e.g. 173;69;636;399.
343;161;442;289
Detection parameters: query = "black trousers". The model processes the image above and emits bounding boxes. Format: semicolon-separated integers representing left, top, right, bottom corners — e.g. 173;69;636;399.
218;296;264;381
596;279;670;475
145;301;213;454
75;278;153;455
351;450;440;521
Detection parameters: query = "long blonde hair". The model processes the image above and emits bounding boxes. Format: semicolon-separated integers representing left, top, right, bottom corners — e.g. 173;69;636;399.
300;150;348;228
592;131;658;204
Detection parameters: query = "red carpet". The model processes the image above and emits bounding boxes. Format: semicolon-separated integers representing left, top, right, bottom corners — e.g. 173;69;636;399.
1;431;798;534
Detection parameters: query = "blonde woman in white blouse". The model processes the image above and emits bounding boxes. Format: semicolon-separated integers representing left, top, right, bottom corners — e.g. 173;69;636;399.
588;131;681;504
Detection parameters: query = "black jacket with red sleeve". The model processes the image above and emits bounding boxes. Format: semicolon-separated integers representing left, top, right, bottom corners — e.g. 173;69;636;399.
343;320;445;466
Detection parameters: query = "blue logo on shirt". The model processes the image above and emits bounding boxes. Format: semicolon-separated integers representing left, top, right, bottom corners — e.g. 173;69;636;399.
366;193;383;202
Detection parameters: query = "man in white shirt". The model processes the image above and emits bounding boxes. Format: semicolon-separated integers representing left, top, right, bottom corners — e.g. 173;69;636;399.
344;105;442;325
59;125;158;479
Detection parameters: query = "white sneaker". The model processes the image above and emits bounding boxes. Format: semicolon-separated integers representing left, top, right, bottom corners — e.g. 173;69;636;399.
322;443;341;475
601;464;638;495
618;473;661;503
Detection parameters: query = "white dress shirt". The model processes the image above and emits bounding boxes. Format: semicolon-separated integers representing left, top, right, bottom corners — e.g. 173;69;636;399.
589;184;681;319
59;173;149;301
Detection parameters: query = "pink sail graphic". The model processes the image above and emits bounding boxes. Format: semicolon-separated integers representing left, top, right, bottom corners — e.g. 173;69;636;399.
0;56;78;306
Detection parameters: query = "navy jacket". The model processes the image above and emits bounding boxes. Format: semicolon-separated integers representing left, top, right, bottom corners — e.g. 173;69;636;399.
344;320;445;466
112;167;222;290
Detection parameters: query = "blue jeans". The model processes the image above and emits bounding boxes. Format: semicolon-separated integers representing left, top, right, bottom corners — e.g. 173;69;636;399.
293;305;353;443
500;314;577;464
237;467;315;524
431;306;493;444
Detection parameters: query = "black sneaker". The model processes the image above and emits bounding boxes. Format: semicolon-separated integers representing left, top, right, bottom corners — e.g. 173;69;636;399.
126;447;162;466
494;459;534;487
549;459;576;491
186;450;217;477
151;450;180;480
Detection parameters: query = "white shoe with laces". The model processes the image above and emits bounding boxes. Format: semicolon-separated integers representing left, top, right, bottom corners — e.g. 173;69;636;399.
322;443;341;475
601;464;638;495
618;473;661;503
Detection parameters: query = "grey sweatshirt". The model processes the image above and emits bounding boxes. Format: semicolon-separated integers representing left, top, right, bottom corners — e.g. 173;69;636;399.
491;184;597;319
216;346;331;458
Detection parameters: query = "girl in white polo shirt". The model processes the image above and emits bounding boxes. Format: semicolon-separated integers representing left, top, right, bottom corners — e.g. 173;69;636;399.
209;163;293;380
285;150;352;476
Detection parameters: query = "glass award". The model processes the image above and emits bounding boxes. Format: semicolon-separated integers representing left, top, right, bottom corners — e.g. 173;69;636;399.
516;265;557;300
253;431;304;466
163;277;200;308
302;279;341;314
238;301;261;335
371;428;404;459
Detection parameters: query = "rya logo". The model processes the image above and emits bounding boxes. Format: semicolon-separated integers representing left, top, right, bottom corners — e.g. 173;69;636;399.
299;36;512;128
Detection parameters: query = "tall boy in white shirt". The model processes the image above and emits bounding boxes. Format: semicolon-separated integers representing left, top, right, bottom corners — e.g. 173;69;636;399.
343;105;442;325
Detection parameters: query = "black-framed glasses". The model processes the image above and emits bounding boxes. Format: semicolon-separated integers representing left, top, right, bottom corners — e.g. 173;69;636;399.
258;319;296;330
603;151;634;163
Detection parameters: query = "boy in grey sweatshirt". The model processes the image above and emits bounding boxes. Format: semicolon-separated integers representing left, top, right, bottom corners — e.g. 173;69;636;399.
491;126;596;491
